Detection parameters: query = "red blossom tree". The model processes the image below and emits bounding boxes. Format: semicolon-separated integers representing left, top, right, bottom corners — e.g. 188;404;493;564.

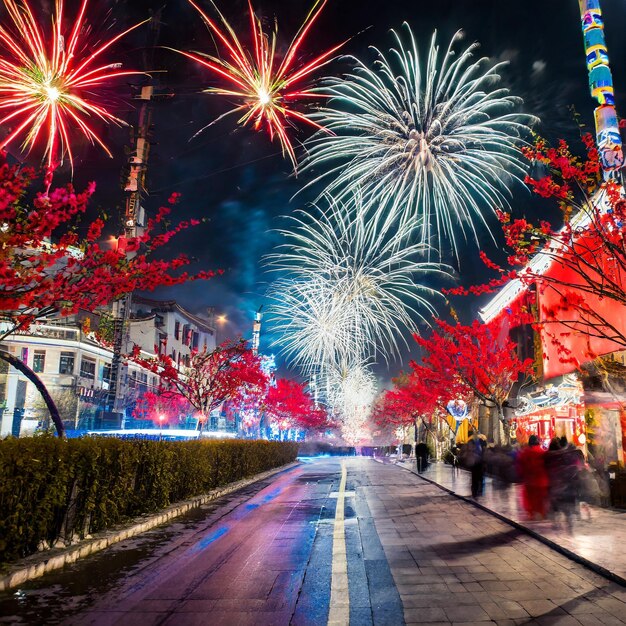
264;378;331;434
413;320;534;442
133;339;268;432
132;391;193;427
374;367;463;446
0;157;218;436
447;134;626;373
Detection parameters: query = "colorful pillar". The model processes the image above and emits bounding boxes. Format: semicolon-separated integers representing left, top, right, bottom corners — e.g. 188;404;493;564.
579;0;624;178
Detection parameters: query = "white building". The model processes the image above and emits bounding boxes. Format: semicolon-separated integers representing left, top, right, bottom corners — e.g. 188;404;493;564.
0;298;216;436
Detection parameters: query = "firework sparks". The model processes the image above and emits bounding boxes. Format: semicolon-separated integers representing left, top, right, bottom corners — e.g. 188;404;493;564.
266;194;449;372
177;0;344;170
0;0;146;172
303;26;536;257
326;364;376;444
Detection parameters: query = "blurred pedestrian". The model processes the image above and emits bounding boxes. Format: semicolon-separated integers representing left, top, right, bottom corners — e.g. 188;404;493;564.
517;434;549;520
461;430;485;498
545;437;581;531
415;442;429;473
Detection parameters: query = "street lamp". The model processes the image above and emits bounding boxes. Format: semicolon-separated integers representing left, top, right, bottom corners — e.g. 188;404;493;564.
216;314;227;345
158;414;165;441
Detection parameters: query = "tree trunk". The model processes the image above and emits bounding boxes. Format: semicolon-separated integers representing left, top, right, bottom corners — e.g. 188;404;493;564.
497;403;510;446
0;349;66;438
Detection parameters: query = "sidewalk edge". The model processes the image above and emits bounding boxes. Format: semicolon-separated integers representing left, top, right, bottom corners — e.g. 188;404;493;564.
0;461;300;592
393;460;626;588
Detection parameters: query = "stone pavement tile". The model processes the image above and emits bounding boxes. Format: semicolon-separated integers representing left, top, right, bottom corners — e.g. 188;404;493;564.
566;599;611;615
495;587;550;602
574;615;616;626
534;617;583;626
444;605;490;622
394;573;435;585
494;599;530;619
480;580;511;591
591;596;626;617
398;583;450;595
478;602;508;620
470;592;495;604
607;586;626;602
402;593;474;608
518;600;564;618
404;607;448;623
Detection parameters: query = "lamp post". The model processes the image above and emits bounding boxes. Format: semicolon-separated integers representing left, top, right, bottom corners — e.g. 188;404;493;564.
158;414;165;441
216;314;227;345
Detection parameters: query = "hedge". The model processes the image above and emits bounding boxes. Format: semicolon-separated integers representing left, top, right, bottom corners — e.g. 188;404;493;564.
0;437;298;565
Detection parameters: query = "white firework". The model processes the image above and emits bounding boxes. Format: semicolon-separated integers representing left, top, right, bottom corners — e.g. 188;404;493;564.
325;364;376;444
303;26;536;257
266;276;361;374
266;194;449;372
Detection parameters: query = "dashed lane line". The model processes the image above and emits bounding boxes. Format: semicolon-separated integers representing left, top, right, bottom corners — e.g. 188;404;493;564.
327;461;349;626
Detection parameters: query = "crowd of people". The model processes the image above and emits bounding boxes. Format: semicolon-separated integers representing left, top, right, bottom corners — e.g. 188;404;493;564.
457;432;607;528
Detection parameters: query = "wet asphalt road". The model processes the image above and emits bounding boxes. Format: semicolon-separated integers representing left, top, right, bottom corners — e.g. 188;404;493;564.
0;457;402;626
2;457;625;626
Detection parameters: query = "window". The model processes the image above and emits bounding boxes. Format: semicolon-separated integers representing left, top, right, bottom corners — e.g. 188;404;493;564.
59;352;75;375
80;357;96;380
158;335;167;355
192;332;199;350
33;350;46;373
174;321;180;340
128;371;137;389
20;347;28;364
101;363;112;383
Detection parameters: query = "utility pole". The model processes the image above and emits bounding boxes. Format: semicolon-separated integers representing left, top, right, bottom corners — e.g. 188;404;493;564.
104;9;173;425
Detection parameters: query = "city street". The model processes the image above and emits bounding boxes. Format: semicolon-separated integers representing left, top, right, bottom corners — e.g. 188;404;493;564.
1;457;625;626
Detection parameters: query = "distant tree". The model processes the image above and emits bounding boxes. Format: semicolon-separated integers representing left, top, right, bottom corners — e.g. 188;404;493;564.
0;157;217;436
373;370;459;445
413;320;533;442
134;339;268;432
132;391;193;428
264;378;331;434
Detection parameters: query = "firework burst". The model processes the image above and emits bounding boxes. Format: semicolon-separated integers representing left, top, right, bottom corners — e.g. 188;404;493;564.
326;363;376;444
177;0;344;170
266;195;449;371
303;26;536;257
0;0;146;172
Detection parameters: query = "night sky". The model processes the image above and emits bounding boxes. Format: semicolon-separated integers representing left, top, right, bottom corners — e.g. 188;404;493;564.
8;0;626;377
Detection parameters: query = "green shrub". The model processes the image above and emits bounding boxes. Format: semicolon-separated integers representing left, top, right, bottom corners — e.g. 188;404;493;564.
0;437;298;565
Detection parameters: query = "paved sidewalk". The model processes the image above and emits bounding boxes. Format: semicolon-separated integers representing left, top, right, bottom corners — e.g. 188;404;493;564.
365;460;626;626
395;459;626;584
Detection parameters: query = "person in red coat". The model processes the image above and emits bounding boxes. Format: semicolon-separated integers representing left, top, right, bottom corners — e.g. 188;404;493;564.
517;435;549;520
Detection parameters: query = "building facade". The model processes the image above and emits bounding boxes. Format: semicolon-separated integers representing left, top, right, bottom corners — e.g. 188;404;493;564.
0;297;217;436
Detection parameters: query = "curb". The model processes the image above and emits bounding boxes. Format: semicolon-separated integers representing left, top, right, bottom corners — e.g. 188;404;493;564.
0;461;300;592
392;460;626;588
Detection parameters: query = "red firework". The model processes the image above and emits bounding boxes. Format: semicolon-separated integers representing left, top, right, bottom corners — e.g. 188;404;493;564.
0;0;146;172
178;0;344;170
